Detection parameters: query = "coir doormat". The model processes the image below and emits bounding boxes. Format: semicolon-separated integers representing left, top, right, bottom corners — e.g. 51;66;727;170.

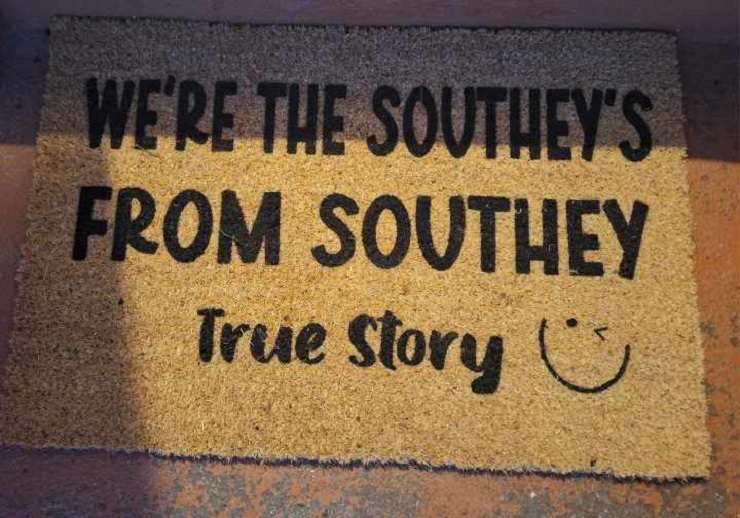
1;17;710;479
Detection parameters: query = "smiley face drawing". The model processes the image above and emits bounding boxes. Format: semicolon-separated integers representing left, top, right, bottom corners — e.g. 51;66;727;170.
538;317;631;393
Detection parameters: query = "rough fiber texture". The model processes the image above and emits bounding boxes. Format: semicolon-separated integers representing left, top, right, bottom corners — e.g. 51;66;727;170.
0;17;710;479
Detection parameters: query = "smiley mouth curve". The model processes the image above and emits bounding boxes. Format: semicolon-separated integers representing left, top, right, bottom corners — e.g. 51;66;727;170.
538;318;631;394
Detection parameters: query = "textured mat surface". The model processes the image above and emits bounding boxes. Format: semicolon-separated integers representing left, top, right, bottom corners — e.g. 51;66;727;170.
0;17;709;478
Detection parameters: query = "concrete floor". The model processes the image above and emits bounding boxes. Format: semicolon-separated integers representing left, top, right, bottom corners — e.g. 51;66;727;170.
0;1;737;516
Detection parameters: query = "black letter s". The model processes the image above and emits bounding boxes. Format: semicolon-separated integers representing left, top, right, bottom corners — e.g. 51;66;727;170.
311;193;359;267
620;90;653;162
367;86;401;156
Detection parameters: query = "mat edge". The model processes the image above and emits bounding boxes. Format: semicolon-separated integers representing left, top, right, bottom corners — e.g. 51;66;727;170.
0;442;710;483
47;13;679;39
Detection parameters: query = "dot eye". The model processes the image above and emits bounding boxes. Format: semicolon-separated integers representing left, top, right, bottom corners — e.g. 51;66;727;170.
566;318;578;328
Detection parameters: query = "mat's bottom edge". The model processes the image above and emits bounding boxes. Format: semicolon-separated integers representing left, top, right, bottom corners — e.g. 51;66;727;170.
0;440;710;483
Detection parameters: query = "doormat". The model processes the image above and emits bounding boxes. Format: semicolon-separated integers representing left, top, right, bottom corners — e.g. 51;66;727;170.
0;16;710;479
